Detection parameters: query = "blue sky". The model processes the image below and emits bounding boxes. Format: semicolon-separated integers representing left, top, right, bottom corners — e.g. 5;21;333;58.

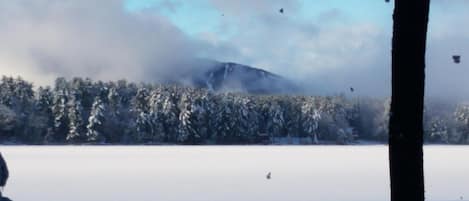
124;0;394;37
125;0;222;36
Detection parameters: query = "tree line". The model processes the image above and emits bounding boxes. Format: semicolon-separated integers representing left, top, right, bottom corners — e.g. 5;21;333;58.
0;75;467;145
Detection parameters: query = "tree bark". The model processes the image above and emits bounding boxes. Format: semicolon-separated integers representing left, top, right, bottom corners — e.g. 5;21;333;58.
389;1;430;201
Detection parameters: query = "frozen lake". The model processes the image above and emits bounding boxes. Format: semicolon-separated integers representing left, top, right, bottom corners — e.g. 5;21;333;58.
0;146;468;201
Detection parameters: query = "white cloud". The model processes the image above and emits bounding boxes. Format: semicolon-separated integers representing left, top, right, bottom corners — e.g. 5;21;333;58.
0;0;201;86
0;0;467;99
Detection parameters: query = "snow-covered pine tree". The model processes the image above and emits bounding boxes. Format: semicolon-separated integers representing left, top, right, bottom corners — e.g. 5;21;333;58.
132;87;150;113
66;91;85;142
301;98;321;144
86;96;106;143
0;76;15;107
28;86;54;143
0;104;16;137
104;86;121;142
162;93;179;143
135;111;152;143
245;96;260;141
214;94;237;144
206;95;221;142
148;88;166;143
195;92;210;142
235;96;259;143
256;97;271;138
267;100;285;143
131;87;151;143
180;93;209;144
51;78;69;142
177;93;201;144
284;97;302;140
454;104;469;144
113;80;138;143
0;77;35;139
36;87;53;114
427;117;449;143
317;96;353;143
12;77;35;115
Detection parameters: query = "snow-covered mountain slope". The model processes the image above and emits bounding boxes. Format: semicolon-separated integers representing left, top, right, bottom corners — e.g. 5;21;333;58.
189;61;299;94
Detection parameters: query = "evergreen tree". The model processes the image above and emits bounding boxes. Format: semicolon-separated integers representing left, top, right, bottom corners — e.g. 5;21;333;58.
131;87;151;142
162;93;179;143
27;87;54;143
301;99;321;144
51;78;69;142
267;101;285;142
66;92;85;142
177;93;202;144
211;94;234;143
236;96;259;143
284;97;302;139
454;104;469;144
148;89;166;143
86;97;105;142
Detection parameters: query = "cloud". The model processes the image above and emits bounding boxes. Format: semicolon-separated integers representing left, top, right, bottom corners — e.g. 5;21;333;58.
0;0;202;86
193;0;469;98
195;1;393;96
0;0;468;100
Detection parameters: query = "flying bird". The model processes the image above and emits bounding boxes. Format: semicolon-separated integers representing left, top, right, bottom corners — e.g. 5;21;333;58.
266;172;271;180
453;55;461;64
279;8;284;14
350;87;354;92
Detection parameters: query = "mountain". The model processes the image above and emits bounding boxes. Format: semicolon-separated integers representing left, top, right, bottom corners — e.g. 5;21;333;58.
188;61;299;94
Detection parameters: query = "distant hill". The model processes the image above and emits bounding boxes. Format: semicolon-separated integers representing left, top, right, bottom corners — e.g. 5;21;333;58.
187;61;299;94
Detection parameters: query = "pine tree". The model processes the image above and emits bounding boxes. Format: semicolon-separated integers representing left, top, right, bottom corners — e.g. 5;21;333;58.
105;86;121;142
66;92;85;142
0;76;15;107
135;111;152;143
236;96;259;143
0;104;17;138
427;117;448;143
29;86;54;143
162;93;179;143
86;97;105;143
51;79;69;142
284;97;302;139
177;93;202;144
267;101;285;143
454;104;469;144
214;94;236;144
301;99;321;144
148;89;165;143
131;87;151;142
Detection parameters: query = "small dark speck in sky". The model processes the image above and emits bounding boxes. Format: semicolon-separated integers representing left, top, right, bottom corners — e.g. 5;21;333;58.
453;55;461;64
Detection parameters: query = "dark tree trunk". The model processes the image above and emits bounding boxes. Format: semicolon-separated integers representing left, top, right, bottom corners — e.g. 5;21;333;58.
389;1;430;201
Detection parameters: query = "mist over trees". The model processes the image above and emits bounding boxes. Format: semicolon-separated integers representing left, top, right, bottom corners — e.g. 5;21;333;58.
0;75;467;145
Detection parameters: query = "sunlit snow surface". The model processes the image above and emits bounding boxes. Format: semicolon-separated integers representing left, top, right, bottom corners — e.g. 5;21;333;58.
0;146;468;201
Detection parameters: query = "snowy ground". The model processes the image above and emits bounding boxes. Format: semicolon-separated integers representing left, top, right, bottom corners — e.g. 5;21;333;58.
0;146;468;201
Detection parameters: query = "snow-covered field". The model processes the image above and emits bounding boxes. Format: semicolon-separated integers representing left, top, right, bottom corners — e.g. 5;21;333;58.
0;146;468;201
